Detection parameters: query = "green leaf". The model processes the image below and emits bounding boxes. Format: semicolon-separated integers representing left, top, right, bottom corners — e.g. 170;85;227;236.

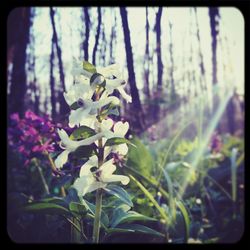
38;197;69;209
69;202;87;216
70;126;96;140
127;137;154;177
22;202;71;215
110;206;156;228
82;61;96;74
104;185;133;207
176;200;190;242
105;137;135;147
71;145;94;159
115;224;165;237
81;199;109;227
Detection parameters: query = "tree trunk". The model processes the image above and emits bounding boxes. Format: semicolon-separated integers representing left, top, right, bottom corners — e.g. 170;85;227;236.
194;8;207;94
50;42;57;119
120;7;144;131
92;7;102;65
144;7;150;99
8;8;31;117
209;7;220;86
83;7;90;61
155;7;163;92
50;7;68;117
169;22;176;107
109;10;117;64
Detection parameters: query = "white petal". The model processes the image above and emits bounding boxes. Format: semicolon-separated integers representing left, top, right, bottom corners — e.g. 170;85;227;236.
97;96;120;108
68;107;92;128
99;158;116;176
102;174;130;185
73;175;95;197
97;64;120;78
117;86;132;103
103;146;112;159
113;121;129;137
79;155;98;177
54;150;70;169
58;129;72;147
114;143;128;156
101;118;114;131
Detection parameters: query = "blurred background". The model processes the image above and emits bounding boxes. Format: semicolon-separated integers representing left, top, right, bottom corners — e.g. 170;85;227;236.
7;7;244;136
7;7;245;243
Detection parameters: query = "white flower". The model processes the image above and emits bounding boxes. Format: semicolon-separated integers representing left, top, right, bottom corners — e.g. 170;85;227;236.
54;129;104;169
68;94;120;128
96;119;129;159
73;155;130;196
73;60;132;103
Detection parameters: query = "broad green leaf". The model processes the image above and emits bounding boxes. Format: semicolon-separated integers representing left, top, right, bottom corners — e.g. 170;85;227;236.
110;208;156;228
115;224;164;237
69;202;87;216
38;197;69;209
127;137;154;177
22;202;70;215
105;137;135;147
81;199;109;227
104;185;133;207
70;126;96;140
82;61;96;74
71;145;94;159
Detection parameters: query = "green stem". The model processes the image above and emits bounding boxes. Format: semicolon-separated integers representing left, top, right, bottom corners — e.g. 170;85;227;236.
35;163;50;195
92;188;103;243
92;103;103;243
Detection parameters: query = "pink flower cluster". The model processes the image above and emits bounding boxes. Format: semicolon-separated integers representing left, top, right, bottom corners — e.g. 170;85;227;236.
8;110;61;166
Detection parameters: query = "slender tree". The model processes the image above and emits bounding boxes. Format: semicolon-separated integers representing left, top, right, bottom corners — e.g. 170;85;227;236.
209;7;220;86
155;7;163;92
168;21;176;106
50;7;68;117
8;8;31;116
92;7;102;65
120;7;144;130
194;8;207;94
49;42;57;119
83;7;90;61
143;7;150;99
109;10;117;64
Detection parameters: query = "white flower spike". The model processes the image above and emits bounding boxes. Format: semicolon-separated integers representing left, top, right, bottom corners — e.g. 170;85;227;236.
54;129;104;169
74;156;130;197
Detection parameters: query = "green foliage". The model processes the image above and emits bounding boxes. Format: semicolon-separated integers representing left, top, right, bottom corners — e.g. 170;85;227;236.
105;137;134;147
104;185;133;207
127;136;154;177
82;61;97;74
70;126;96;140
110;203;156;228
22;202;71;216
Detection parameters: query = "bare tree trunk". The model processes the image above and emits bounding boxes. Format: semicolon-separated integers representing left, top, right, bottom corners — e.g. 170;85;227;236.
50;7;68;117
83;7;90;61
120;7;144;131
194;8;207;94
144;7;150;99
109;10;117;64
169;22;176;107
209;7;220;86
155;7;163;92
50;42;57;119
8;8;31;117
92;7;102;65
